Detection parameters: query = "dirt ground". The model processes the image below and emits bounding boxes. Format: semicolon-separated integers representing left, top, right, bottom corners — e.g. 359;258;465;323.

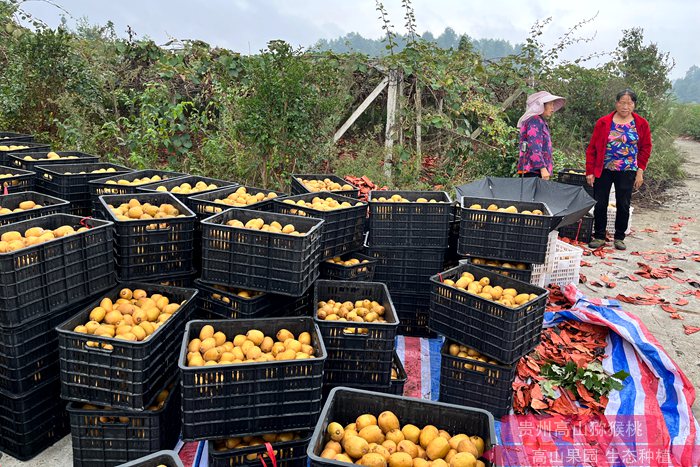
579;138;700;419
1;140;698;466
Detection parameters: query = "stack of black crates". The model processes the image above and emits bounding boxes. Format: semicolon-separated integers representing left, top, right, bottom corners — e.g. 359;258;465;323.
56;282;198;466
365;191;453;336
179;316;325;467
189;184;315;321
429;196;553;418
0;211;115;461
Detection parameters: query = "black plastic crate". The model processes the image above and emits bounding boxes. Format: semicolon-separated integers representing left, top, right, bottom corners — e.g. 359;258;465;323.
307;387;497;467
57;282;198;409
314;280;398;388
319;252;376;281
194;278;281;320
0;295;98;394
138;175;237;209
35;162;133;215
0;377;69;461
390;351;407;395
290;174;358;197
368;190;453;248
8;150;99;172
439;340;516;419
0;214;115;327
0;191;70;226
558;214;594;243
429;263;548;364
99;192;196;280
0;131;34;143
277;284;315;317
138;270;197;288
0;164;35;193
365;246;446;294
179;317;326;441
201;208;324;296
390;289;436;337
209;432;311;467
458;196;554;264
89;170;187;217
68;377;181;467
0;142;51;165
117;450;184;467
446;208;461;266
273;192;366;259
189;185;286;219
557;167;594;197
461;257;533;283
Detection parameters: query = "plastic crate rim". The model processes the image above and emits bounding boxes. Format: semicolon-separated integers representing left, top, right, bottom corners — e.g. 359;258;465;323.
98;192;197;219
274;190;367;209
430;263;549;310
178;318;328;371
56;282;198;344
459;196;553;217
314;279;400;326
200;206;326;236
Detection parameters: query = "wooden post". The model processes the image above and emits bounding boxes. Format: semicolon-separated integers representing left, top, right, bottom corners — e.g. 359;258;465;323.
398;75;405;147
334;77;389;143
384;70;400;181
415;78;422;173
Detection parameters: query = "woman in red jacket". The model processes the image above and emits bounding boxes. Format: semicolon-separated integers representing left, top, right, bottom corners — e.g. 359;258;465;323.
585;89;652;250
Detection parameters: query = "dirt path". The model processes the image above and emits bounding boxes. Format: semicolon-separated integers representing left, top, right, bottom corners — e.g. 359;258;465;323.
581;138;700;418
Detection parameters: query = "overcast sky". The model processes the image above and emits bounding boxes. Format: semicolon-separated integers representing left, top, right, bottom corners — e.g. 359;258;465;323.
18;0;698;79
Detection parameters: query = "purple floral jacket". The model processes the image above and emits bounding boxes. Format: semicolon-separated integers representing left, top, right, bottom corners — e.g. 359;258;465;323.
517;115;553;175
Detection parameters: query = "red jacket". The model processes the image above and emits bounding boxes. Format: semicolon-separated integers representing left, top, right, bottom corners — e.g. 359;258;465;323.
585;111;652;177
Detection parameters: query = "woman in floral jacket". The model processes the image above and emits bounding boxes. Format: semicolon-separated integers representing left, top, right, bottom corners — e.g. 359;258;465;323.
516;91;566;180
586;89;652;251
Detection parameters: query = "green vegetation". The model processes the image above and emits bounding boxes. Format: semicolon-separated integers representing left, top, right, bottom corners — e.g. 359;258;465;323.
0;0;687;192
674;66;700;104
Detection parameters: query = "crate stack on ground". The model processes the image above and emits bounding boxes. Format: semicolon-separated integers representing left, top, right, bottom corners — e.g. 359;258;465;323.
429;262;549;418
57;282;197;466
365;191;452;337
34;162;133;216
457;197;576;288
314;279;399;395
88;169;187;219
0;213;115;461
179;317;325;467
98;192;197;284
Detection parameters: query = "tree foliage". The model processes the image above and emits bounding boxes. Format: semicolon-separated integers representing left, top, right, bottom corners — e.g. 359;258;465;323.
0;0;686;191
674;66;700;104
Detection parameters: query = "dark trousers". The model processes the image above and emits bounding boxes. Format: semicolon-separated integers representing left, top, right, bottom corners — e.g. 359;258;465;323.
593;169;636;241
522;172;541;178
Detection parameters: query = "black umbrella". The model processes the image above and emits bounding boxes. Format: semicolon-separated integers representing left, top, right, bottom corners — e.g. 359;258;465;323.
455;176;596;230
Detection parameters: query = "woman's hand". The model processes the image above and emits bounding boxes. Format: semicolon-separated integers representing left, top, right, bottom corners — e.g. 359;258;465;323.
586;174;595;187
634;170;644;190
540;168;550;180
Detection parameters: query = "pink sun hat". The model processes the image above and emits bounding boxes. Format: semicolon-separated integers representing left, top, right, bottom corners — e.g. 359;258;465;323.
516;91;566;128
